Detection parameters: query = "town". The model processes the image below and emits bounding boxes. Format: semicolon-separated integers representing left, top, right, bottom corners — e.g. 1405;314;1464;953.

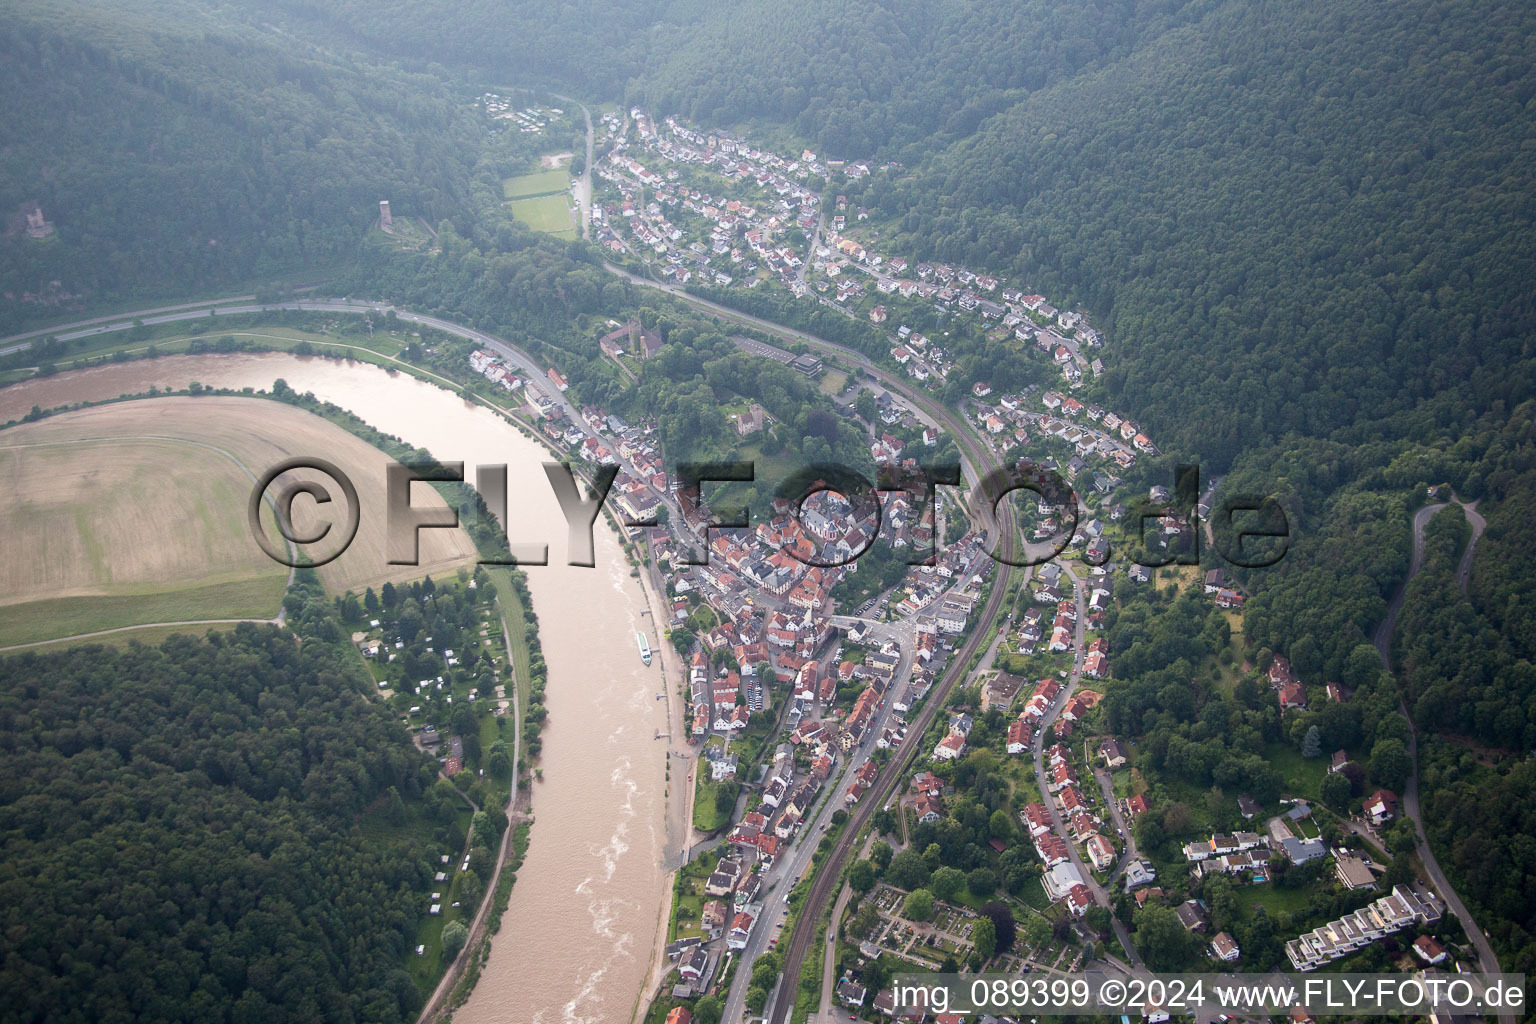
442;299;1465;1024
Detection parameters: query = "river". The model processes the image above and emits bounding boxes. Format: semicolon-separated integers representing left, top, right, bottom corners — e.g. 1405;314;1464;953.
0;353;673;1024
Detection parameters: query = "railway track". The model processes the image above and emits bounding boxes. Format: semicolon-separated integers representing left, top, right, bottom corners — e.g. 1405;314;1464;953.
766;393;1020;1024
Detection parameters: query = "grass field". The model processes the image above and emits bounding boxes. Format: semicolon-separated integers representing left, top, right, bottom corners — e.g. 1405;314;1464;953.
0;397;478;647
1264;742;1330;802
508;194;577;239
818;368;848;395
502;169;571;199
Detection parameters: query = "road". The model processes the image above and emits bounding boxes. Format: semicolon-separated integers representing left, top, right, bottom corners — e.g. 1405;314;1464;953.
0;294;259;353
796;210;823;289
1093;765;1139;882
19;281;1502;1013
720;633;916;1024
1371;495;1503;1008
608;263;997;498
1028;564;1141;967
815;867;860;1024
764;357;1022;1024
0;617;276;652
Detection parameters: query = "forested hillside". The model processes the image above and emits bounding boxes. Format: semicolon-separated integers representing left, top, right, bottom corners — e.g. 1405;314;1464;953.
0;0;482;331
851;0;1535;467
0;594;459;1022
250;0;650;99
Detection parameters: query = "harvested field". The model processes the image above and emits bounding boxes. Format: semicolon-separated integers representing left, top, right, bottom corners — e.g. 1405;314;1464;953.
0;396;478;646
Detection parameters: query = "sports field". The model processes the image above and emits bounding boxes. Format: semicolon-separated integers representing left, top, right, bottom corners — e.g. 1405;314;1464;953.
502;168;570;199
508;194;577;238
0;397;479;647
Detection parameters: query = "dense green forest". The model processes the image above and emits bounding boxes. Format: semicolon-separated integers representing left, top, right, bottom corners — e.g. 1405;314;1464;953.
0;0;484;331
0;579;472;1023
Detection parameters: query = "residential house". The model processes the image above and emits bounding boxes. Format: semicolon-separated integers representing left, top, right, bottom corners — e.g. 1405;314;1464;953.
1365;789;1398;825
1087;834;1116;870
1177;900;1210;932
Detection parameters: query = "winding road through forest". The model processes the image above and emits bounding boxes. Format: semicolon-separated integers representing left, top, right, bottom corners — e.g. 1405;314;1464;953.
1372;496;1504;1003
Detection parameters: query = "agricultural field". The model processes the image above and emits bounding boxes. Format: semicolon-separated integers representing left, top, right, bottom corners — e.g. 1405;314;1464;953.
508;194;577;239
502;168;571;199
0;397;478;647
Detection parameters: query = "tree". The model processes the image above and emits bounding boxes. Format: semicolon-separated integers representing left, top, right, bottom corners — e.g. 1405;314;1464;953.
441;920;469;959
988;808;1014;841
750;954;780;989
863;954;893;994
746;988;768;1013
851;902;880;939
693;995;723;1024
488;741;513;779
871;841;893;872
1369;737;1410;790
903;888;935;922
1021;913;1051;951
1161;801;1194;835
472;809;505;848
1301;725;1323;758
849;859;876;893
885;848;929;890
1133;905;1196;971
459;871;483;908
983;902;1017;951
929;866;965;902
966;867;997;898
972;916;997;959
1321;770;1352;810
